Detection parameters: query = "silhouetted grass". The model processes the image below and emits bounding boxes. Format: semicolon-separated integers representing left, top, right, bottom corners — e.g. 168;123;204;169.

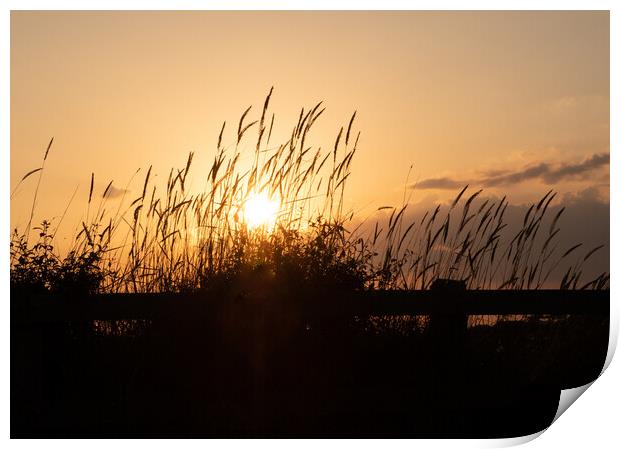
10;90;609;295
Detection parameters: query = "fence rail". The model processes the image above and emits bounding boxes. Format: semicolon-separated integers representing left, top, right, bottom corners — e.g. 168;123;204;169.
13;289;609;323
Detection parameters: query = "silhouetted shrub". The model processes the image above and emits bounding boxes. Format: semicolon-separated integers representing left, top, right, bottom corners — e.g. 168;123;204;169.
10;220;105;295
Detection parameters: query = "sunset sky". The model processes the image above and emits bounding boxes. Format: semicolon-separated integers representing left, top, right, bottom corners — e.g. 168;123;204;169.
10;11;609;275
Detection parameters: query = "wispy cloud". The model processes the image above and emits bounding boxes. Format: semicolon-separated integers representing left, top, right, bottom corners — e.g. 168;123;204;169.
414;153;609;190
103;185;130;199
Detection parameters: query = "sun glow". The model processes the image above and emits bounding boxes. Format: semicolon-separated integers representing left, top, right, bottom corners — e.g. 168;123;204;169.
243;191;281;230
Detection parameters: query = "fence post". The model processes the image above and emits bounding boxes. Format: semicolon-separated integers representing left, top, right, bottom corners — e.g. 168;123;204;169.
428;279;468;354
428;279;468;426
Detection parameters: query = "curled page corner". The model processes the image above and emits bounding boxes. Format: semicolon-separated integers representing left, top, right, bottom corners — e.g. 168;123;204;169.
603;318;618;372
535;316;618;441
486;429;546;447
553;381;595;424
487;380;598;448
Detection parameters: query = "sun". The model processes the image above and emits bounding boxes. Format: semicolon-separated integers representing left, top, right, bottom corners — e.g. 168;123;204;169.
243;191;281;230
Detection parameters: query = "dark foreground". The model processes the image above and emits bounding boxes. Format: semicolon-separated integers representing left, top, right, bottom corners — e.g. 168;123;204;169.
11;290;609;438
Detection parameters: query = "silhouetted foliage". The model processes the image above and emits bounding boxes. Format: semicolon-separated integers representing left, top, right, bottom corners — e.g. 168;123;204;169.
10;220;106;295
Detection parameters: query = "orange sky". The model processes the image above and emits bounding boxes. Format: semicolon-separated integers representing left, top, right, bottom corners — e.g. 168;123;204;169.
11;11;609;242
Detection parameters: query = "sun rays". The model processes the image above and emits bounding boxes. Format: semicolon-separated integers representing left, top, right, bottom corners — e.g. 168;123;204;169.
243;191;281;230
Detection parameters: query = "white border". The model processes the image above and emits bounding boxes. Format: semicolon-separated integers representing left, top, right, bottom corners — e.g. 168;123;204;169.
2;2;617;447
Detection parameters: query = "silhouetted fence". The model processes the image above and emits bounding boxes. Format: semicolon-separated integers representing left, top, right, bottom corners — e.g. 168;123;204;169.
11;287;610;438
12;288;609;323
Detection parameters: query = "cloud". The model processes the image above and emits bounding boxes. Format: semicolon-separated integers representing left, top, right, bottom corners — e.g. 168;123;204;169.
544;153;609;183
542;94;608;115
483;162;551;187
414;153;609;190
103;185;130;199
562;185;609;206
546;95;578;113
413;177;463;190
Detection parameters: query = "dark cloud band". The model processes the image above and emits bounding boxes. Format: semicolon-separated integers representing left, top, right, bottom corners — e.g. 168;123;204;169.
414;152;609;190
